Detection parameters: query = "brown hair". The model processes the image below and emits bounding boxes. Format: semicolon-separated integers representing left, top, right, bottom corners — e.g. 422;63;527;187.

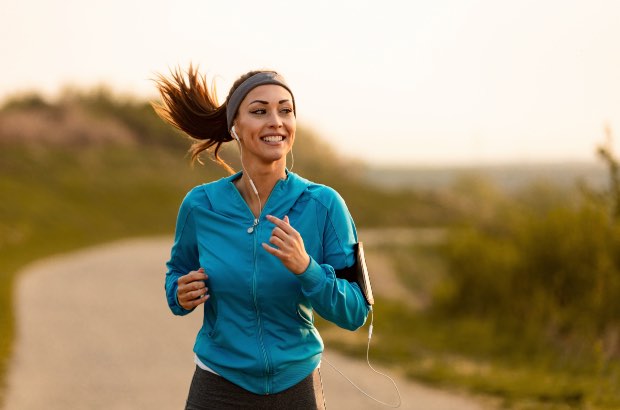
152;65;264;173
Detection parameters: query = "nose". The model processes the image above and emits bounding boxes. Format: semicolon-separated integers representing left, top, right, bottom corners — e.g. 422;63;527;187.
267;110;283;128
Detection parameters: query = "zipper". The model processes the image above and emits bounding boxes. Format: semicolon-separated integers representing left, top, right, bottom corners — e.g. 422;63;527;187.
229;177;283;232
229;177;284;395
247;218;259;234
252;227;272;394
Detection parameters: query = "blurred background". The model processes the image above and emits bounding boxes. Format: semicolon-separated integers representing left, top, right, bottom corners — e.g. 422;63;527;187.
1;0;620;408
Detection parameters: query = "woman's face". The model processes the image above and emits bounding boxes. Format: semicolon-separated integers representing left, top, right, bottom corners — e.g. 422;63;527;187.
234;84;296;167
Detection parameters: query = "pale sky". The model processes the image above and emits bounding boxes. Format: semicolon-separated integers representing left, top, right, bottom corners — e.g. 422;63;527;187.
1;0;619;166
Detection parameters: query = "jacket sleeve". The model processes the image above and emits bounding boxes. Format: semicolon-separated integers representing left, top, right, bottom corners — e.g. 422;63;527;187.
296;190;370;330
165;192;200;316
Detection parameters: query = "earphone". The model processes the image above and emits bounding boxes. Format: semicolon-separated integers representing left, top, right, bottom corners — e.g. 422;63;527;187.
232;128;399;406
324;306;402;408
231;125;241;142
231;126;261;222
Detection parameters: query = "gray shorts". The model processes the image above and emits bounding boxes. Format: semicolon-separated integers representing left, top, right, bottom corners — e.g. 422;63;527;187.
185;366;326;410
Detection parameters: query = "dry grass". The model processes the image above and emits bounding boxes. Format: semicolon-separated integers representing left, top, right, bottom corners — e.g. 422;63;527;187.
0;106;137;146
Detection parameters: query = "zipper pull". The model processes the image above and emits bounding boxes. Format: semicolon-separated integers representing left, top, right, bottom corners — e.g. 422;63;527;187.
247;218;259;234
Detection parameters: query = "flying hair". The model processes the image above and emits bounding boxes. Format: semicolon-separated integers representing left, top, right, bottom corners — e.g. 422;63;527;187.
151;64;233;173
152;66;294;175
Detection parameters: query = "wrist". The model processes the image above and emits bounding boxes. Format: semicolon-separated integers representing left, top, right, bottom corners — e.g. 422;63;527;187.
294;254;311;275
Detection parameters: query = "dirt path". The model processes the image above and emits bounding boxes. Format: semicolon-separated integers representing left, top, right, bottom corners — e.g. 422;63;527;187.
359;228;445;310
4;237;485;409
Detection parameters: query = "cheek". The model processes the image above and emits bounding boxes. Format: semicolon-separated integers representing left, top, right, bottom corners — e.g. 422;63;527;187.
241;119;260;133
286;121;296;138
236;113;261;132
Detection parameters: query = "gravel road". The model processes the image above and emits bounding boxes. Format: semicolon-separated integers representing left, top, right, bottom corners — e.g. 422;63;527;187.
4;237;485;409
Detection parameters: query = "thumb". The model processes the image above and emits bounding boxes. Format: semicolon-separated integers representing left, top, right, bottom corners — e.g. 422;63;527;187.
284;215;290;224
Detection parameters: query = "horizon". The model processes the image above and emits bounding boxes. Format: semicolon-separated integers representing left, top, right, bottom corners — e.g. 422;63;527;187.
0;84;612;169
2;0;619;167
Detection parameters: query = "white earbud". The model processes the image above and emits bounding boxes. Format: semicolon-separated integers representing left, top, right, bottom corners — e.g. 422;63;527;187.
231;126;240;142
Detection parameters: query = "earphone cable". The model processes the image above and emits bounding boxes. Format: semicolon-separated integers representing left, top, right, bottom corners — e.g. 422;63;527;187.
323;308;402;408
288;147;295;173
235;137;262;219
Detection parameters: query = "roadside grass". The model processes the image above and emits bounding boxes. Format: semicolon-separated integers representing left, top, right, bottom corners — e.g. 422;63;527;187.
4;141;619;409
0;137;438;404
0;141;432;406
317;241;620;409
0;145;222;403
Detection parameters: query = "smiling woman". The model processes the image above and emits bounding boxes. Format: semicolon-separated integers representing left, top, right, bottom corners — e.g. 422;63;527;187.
152;66;371;410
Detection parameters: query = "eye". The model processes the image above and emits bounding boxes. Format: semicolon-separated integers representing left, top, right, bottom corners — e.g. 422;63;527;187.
250;109;266;115
280;107;294;114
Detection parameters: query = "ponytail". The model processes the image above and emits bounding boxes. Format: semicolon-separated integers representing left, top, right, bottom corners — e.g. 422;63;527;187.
152;64;234;173
153;66;288;174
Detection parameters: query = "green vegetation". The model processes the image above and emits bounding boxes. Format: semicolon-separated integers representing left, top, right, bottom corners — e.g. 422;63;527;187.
321;296;620;409
321;244;620;409
0;145;215;400
319;143;620;408
431;140;620;407
3;88;619;409
0;89;443;403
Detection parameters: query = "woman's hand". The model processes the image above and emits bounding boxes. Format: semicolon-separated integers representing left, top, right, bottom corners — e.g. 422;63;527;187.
262;215;310;275
177;268;209;310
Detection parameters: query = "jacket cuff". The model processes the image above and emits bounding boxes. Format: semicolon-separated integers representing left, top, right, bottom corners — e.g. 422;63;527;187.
297;257;326;293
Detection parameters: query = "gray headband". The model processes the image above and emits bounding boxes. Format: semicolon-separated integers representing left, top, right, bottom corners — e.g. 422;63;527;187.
226;72;296;130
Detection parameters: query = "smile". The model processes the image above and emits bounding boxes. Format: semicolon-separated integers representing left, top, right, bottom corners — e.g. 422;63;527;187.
261;135;285;143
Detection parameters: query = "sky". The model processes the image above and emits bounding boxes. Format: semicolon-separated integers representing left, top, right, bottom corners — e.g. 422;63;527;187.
1;0;619;166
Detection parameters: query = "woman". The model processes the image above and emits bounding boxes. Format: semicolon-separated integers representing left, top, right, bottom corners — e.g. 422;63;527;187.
153;66;370;409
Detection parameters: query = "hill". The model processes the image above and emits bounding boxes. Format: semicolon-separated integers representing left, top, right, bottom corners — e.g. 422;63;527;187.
365;161;607;192
0;89;449;401
2;89;619;408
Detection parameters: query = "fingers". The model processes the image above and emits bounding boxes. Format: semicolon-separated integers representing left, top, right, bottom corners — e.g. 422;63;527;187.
266;215;295;234
181;280;207;294
267;215;301;243
264;214;302;249
180;292;209;310
269;235;286;248
266;216;295;250
177;268;210;310
262;215;310;275
178;267;208;285
178;286;209;309
271;226;290;242
262;242;279;256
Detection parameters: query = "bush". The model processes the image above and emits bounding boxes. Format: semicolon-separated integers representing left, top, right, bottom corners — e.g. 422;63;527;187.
436;160;620;360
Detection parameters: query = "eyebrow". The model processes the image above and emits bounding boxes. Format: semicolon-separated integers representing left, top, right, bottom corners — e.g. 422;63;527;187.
248;99;291;105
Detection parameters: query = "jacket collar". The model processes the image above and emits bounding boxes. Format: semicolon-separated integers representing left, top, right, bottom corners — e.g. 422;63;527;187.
204;170;311;220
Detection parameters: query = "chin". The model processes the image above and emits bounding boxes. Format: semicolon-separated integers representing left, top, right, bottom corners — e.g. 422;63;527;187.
263;149;288;162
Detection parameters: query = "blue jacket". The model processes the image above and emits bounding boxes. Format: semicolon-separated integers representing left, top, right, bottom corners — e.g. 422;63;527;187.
165;171;370;395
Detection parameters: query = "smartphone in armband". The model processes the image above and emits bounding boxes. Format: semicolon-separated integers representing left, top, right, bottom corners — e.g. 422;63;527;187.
331;244;402;407
335;242;374;305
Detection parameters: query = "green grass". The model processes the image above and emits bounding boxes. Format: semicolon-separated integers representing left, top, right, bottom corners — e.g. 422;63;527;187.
3;141;620;409
317;241;620;409
0;144;225;403
319;297;620;409
0;90;464;406
0;140;429;405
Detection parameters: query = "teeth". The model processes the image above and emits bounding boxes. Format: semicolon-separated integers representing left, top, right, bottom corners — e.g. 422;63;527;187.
262;135;283;142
